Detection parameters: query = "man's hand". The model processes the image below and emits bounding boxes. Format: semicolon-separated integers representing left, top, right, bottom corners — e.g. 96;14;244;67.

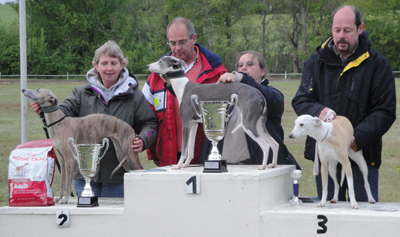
350;136;357;151
160;73;171;87
319;107;336;122
131;136;144;153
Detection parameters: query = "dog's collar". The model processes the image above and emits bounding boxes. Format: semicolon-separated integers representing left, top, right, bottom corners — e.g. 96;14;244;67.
41;105;60;113
320;127;330;142
165;71;185;78
44;116;66;128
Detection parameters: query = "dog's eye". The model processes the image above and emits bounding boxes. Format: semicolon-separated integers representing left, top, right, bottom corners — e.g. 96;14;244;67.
300;123;304;126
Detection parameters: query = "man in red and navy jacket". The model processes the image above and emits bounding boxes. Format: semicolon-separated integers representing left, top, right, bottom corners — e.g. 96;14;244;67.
142;17;227;166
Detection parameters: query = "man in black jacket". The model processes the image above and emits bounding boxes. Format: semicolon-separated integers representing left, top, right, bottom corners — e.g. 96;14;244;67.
292;5;396;202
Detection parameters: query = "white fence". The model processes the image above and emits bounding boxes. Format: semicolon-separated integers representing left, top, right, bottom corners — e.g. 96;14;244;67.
0;71;399;80
0;73;150;80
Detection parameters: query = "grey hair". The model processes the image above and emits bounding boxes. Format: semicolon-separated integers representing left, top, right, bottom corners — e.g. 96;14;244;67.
166;17;196;39
92;40;129;67
330;5;363;28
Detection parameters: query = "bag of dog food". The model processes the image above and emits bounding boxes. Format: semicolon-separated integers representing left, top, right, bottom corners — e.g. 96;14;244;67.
8;139;56;206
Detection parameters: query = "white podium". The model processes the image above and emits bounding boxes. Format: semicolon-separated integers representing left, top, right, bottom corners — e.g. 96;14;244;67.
1;165;399;237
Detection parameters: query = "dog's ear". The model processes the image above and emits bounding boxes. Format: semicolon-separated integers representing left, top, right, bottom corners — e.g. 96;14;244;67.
312;117;322;127
179;59;187;70
49;95;58;105
171;58;187;71
171;59;181;70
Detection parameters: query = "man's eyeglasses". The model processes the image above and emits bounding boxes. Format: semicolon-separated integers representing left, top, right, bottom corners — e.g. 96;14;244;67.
167;38;191;47
236;61;258;69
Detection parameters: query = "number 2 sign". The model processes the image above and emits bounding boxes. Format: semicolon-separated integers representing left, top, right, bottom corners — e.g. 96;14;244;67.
56;209;70;228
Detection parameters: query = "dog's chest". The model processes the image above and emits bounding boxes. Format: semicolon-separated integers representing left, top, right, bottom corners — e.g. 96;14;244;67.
318;142;340;161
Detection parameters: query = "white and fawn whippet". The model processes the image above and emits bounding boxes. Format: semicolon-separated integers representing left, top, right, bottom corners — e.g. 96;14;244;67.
147;56;279;170
288;115;376;208
22;88;143;204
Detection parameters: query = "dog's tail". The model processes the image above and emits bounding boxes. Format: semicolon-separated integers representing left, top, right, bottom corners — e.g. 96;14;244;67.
110;158;127;180
340;168;345;186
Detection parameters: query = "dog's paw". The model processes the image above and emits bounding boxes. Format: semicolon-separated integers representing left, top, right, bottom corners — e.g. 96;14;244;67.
330;199;337;204
55;197;61;203
369;199;376;204
257;165;267;170
317;202;325;207
56;197;68;204
266;163;277;168
351;203;359;209
172;165;182;170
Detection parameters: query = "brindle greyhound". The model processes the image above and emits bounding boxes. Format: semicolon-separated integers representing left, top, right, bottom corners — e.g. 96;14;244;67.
147;56;279;170
22;88;143;204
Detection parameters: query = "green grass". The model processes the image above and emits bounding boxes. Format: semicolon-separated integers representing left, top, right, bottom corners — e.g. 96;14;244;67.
0;79;399;206
0;4;17;23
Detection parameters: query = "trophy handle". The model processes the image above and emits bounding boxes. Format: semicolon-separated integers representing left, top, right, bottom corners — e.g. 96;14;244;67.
226;94;238;123
67;137;79;161
190;94;203;121
97;138;109;162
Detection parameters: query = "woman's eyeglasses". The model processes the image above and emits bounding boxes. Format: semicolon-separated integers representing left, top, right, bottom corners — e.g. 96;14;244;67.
236;61;258;69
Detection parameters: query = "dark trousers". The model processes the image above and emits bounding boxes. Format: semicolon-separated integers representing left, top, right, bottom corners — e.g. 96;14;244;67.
315;162;379;202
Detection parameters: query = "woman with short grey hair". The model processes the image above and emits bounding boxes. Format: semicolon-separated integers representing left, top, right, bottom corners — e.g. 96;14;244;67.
31;40;158;197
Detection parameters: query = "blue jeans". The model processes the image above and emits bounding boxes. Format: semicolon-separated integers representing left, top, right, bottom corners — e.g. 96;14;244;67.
315;162;379;202
74;179;124;197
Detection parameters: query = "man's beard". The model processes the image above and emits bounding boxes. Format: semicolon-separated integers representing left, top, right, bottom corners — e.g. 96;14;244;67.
335;39;351;54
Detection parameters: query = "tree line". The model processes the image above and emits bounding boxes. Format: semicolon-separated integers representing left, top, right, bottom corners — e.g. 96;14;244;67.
0;0;399;76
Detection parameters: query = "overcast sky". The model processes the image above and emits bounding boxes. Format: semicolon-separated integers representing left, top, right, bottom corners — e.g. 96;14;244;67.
0;0;16;4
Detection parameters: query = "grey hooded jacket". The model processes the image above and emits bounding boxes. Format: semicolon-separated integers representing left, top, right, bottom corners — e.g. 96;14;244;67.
60;68;158;183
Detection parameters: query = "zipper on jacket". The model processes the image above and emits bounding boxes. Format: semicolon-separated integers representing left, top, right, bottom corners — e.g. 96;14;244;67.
308;78;314;93
351;69;357;91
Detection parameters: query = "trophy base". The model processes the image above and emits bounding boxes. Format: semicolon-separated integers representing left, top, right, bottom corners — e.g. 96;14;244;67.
77;196;99;207
203;160;228;173
289;197;302;206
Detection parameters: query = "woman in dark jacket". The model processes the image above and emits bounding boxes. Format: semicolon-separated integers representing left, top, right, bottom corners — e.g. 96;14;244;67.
201;51;300;170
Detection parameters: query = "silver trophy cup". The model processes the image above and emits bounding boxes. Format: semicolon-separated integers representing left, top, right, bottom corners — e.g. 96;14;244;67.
290;169;303;205
191;94;237;173
68;137;109;207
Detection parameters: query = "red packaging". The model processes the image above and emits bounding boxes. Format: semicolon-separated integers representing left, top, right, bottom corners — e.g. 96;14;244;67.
8;139;56;206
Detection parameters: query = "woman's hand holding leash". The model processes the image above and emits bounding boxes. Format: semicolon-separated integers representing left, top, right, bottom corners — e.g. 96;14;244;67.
31;102;42;115
131;136;144;153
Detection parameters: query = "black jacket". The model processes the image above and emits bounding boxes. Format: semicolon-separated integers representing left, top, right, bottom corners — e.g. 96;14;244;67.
292;32;396;168
244;75;300;169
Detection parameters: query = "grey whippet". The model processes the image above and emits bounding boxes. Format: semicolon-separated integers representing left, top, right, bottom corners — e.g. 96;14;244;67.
22;88;143;204
288;115;376;208
147;56;279;170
